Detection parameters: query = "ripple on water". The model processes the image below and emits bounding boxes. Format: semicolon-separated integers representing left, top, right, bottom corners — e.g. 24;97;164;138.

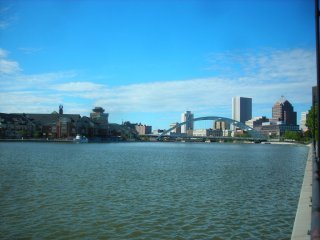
0;142;308;239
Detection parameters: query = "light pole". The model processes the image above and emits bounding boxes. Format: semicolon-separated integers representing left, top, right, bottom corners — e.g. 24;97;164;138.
316;0;320;158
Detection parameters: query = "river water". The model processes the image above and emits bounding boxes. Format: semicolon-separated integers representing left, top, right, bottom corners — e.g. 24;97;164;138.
0;142;308;239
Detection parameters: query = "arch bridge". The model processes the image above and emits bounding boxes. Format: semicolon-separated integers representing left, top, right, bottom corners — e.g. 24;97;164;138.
157;116;267;141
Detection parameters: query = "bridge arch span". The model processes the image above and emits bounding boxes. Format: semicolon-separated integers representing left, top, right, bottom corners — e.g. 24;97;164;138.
157;116;266;140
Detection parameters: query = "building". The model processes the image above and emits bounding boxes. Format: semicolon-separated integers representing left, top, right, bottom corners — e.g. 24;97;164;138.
272;96;297;125
76;116;96;138
192;129;222;137
59;105;63;114
169;122;181;134
300;112;308;132
232;97;252;123
214;121;230;130
245;116;269;130
135;124;152;135
152;129;164;135
0;113;35;139
90;107;109;137
24;113;81;138
259;122;299;137
259;97;299;137
192;129;209;137
181;111;194;134
90;107;109;124
0;106;111;139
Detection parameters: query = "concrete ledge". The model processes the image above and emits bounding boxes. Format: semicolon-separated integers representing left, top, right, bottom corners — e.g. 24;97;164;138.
291;145;312;240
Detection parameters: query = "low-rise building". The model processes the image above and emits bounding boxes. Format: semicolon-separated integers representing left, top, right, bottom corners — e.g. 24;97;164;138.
153;129;164;135
193;129;209;137
192;129;223;137
0;113;35;138
259;121;300;137
0;105;110;139
24;113;80;138
135;124;152;135
245;116;269;130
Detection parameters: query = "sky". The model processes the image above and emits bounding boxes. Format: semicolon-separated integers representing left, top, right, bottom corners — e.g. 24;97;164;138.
0;0;316;129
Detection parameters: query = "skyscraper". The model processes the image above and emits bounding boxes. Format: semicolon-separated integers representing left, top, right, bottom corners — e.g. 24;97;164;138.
181;111;194;134
232;97;252;123
272;96;297;125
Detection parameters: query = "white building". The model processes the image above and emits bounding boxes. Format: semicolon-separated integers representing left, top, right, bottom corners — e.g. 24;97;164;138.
181;111;194;134
192;129;222;137
300;112;308;132
232;97;252;123
192;129;208;137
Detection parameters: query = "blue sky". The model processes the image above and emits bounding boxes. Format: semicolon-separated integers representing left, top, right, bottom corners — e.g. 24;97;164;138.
0;0;316;129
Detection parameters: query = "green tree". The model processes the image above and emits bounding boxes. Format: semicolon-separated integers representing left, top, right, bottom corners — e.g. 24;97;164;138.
18;129;28;137
306;104;318;140
33;131;41;138
284;131;302;141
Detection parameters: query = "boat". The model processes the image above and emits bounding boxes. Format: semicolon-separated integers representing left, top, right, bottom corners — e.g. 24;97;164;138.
73;134;88;143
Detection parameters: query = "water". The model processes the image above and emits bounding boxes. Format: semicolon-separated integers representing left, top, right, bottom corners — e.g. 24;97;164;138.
0;142;308;239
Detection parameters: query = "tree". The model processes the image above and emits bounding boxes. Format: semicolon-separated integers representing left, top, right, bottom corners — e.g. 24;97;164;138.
306;104;318;140
284;131;302;141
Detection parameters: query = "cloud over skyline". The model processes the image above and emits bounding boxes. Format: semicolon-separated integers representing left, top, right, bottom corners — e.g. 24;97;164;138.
0;48;21;74
0;47;315;128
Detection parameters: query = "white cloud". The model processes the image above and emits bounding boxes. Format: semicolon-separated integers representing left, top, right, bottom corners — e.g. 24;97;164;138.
0;48;8;58
79;48;315;114
0;59;21;74
205;48;315;101
18;47;42;55
0;21;10;30
16;71;77;84
0;6;17;30
93;73;313;114
0;48;315;122
0;47;21;74
52;82;105;92
0;91;62;113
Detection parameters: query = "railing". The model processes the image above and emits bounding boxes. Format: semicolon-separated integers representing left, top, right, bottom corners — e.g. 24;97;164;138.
312;143;320;239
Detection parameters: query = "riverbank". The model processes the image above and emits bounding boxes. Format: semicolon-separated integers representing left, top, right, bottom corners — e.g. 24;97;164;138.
291;144;312;239
0;138;73;143
0;138;310;145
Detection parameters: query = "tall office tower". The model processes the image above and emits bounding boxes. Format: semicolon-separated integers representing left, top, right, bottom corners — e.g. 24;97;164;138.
272;96;297;125
181;111;194;134
232;97;252;123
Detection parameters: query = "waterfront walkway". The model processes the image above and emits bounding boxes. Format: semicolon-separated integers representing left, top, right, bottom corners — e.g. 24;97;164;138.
291;145;312;239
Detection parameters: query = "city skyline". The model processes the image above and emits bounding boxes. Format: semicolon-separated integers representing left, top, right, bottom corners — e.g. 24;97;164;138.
0;0;316;129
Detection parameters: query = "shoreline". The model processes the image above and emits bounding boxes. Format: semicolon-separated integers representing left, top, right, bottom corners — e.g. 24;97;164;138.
0;138;310;146
291;144;312;239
